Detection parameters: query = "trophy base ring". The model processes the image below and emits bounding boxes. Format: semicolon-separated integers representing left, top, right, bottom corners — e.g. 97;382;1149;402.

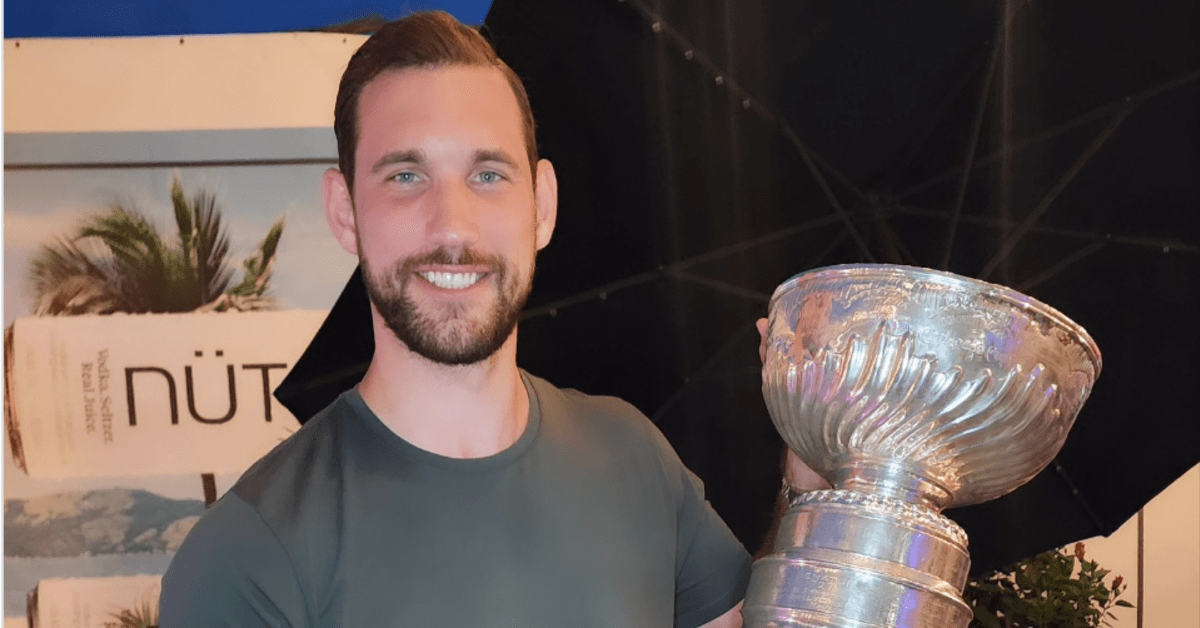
745;489;973;628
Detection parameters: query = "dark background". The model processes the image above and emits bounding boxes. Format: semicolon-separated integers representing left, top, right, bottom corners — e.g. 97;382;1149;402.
481;0;1199;573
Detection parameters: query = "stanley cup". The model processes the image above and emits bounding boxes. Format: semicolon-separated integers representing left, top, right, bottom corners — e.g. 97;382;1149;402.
743;264;1102;628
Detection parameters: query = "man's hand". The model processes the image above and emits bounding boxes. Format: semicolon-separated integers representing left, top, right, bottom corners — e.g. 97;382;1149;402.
756;317;830;494
755;318;769;363
784;447;830;493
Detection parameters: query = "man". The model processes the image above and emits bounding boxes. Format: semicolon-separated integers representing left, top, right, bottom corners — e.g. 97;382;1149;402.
160;11;815;626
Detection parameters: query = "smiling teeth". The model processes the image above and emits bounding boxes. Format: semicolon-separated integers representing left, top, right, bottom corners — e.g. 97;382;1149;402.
421;271;483;289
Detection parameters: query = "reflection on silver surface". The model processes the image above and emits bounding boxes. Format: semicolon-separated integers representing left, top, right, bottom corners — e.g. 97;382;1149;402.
743;264;1101;628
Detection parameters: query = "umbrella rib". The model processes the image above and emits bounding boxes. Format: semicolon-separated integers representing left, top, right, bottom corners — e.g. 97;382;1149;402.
886;50;992;190
890;203;1200;254
895;68;1200;202
804;230;851;269
595;0;885;262
648;320;758;424
650;0;682;267
521;268;665;320
523;215;843;320
667;269;772;304
1014;241;1106;293
672;213;845;271
617;0;869;205
1048;459;1109;535
779;123;876;261
941;30;1001;270
869;206;920;265
676;366;763;384
979;108;1132;280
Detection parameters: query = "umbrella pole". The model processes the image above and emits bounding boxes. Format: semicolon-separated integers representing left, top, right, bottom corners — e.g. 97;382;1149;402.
1137;509;1144;628
201;472;217;507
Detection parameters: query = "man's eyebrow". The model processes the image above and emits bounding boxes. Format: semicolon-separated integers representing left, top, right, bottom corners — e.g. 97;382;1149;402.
473;149;521;169
371;150;425;174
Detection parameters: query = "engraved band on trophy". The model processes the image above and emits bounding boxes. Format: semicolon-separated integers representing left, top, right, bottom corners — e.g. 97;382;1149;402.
743;264;1102;628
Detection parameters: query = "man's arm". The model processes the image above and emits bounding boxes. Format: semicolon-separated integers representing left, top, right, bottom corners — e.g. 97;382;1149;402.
756;448;832;558
737;317;832;628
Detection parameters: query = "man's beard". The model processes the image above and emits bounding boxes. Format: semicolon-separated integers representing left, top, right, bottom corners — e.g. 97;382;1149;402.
360;246;532;366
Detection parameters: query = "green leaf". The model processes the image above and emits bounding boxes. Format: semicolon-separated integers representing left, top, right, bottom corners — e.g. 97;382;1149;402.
29;176;280;316
171;177;193;251
961;547;1133;628
972;604;1003;628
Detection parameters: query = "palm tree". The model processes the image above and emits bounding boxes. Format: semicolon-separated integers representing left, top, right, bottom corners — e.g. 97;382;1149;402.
25;176;287;506
27;176;285;316
104;598;158;628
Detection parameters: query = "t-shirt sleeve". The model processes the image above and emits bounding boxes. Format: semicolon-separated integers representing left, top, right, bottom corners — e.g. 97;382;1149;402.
672;460;752;628
610;408;753;628
159;492;308;628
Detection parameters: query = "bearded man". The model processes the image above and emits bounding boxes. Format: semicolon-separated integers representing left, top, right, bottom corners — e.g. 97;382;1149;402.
160;11;820;627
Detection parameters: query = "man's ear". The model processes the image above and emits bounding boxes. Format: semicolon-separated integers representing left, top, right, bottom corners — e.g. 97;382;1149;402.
323;168;359;255
534;159;558;251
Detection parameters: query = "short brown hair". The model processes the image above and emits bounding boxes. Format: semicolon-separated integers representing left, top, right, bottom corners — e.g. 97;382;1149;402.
333;11;538;194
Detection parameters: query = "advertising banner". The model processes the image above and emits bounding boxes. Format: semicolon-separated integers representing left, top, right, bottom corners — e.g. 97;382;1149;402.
6;311;326;478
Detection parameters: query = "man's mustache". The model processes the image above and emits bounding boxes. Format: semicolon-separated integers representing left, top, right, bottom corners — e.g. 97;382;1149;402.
396;247;506;275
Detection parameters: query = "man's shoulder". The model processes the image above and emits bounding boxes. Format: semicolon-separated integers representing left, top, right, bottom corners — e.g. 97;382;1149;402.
526;371;650;428
524;371;677;459
162;389;380;621
229;389;363;510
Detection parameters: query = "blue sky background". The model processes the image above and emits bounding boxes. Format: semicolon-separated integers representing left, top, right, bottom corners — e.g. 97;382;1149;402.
4;165;357;326
4;0;493;38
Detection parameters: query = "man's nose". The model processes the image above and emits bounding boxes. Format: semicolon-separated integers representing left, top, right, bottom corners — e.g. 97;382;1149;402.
426;180;480;248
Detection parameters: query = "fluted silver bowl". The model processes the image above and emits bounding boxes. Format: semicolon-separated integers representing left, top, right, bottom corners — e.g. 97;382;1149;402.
764;264;1101;509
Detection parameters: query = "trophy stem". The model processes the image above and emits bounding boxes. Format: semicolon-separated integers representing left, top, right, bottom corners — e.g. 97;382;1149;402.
827;457;954;511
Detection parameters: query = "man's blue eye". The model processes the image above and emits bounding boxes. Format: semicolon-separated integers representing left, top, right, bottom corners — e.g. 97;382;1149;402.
478;171;501;183
395;172;417;183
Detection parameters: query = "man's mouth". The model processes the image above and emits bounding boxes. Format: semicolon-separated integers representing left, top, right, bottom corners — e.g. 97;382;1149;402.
419;271;485;290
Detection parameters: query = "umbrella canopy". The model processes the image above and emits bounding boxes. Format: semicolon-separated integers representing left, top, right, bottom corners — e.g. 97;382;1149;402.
277;0;1199;573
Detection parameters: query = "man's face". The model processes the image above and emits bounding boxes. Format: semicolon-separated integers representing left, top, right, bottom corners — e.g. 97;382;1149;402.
327;65;556;365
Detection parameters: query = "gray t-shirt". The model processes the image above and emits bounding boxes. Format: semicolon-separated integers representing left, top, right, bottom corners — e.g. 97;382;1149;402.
160;372;751;627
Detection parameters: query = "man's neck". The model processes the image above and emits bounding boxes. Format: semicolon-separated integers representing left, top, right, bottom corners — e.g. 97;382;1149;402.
357;326;529;460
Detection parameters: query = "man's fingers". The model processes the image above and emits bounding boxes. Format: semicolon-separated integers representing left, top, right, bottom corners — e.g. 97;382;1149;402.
756;318;768;363
784;448;830;492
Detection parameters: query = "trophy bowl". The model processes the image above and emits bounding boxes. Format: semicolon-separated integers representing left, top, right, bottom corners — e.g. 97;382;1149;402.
762;264;1101;509
744;264;1102;628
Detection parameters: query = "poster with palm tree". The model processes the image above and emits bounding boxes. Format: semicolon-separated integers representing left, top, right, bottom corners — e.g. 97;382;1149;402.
4;130;357;625
27;177;284;316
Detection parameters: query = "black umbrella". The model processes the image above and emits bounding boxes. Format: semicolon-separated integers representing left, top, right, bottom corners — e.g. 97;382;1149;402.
277;0;1199;574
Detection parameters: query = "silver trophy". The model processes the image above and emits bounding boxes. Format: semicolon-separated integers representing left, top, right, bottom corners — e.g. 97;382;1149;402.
743;264;1101;628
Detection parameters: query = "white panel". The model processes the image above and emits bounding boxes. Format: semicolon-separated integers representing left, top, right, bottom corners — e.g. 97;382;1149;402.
1081;514;1139;626
4;33;366;133
1144;464;1200;628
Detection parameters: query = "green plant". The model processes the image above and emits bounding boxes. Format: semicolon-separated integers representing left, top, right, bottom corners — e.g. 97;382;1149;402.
964;543;1133;628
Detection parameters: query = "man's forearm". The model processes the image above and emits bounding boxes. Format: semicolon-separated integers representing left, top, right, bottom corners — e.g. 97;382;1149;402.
756;447;830;557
